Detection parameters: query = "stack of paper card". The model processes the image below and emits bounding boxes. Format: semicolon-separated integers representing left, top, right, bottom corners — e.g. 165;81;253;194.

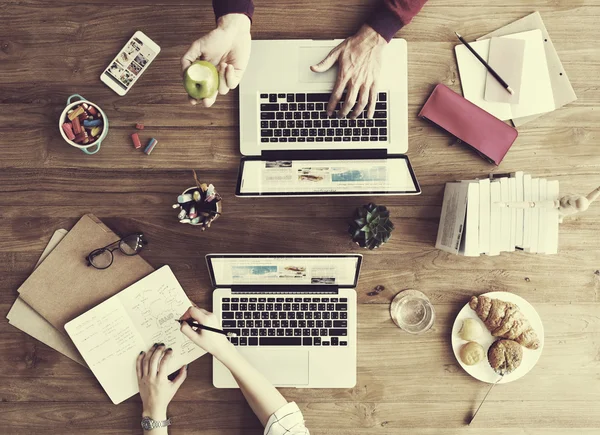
455;12;576;125
436;172;560;256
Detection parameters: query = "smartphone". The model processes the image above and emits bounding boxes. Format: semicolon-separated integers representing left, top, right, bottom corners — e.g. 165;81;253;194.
101;31;161;96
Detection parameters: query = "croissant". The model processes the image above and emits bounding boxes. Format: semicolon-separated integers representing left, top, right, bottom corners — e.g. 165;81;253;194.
469;295;540;350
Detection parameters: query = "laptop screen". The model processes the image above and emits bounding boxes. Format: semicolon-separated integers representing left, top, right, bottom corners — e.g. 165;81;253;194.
207;254;362;288
236;155;420;197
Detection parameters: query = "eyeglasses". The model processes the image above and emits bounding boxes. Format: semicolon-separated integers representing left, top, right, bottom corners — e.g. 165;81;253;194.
86;233;148;270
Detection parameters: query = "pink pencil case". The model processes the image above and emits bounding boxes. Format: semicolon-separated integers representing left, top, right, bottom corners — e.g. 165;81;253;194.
418;84;519;165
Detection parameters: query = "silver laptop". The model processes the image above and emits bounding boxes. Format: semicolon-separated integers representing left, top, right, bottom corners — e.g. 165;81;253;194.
208;253;362;388
236;39;420;197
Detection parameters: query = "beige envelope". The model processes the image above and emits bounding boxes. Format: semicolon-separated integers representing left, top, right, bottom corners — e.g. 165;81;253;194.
479;11;577;126
7;229;87;367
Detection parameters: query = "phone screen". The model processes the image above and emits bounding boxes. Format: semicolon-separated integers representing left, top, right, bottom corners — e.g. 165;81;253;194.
104;36;158;91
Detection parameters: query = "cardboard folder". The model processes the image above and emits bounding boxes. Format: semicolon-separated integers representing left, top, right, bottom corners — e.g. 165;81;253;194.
478;11;577;126
7;229;87;367
17;214;155;332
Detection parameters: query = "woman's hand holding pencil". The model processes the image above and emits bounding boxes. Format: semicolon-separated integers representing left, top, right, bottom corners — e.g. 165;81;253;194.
178;306;235;359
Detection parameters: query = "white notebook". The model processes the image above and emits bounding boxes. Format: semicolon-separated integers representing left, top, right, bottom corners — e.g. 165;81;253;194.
455;29;555;121
478;178;491;255
65;265;206;404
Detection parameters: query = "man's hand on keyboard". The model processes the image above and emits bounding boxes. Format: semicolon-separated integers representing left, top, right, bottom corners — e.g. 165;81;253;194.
311;24;386;119
181;13;252;108
179;306;234;358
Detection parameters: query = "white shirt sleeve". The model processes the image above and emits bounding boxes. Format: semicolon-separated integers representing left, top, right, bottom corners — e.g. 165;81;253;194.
264;402;310;435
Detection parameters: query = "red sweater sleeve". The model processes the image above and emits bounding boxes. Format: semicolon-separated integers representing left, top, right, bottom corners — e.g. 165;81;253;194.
367;0;428;42
212;0;255;22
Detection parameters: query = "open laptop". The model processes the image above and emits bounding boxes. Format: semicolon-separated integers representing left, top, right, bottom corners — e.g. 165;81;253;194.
207;253;362;388
236;39;421;197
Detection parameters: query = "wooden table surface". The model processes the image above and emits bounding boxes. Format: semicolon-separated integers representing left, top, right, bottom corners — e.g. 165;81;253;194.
1;0;599;433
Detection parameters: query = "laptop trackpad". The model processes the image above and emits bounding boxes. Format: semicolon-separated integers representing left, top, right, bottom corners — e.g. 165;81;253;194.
239;349;309;386
298;47;337;83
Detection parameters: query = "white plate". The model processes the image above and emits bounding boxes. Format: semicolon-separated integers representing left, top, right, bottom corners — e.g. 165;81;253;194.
451;291;544;384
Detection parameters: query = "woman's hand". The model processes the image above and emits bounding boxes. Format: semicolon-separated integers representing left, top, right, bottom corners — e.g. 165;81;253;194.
179;306;234;360
311;24;386;119
181;14;252;107
137;344;187;420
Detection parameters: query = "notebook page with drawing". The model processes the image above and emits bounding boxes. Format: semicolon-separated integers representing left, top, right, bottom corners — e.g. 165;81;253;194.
65;265;205;404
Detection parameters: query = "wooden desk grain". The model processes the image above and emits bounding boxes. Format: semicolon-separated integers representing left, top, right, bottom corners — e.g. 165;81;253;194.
1;0;599;433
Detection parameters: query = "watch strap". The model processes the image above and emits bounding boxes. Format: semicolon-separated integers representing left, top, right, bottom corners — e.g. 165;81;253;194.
142;416;172;430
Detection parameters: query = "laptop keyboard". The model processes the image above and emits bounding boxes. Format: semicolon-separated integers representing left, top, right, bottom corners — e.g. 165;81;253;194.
221;296;349;347
259;92;388;144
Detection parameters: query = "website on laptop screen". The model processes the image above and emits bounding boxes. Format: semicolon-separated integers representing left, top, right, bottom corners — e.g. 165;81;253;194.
237;157;419;196
209;256;360;287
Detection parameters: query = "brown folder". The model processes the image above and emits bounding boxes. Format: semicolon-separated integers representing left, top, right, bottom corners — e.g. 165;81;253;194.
18;214;155;332
8;229;87;367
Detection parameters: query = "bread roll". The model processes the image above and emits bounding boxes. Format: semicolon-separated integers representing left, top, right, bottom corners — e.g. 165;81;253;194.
459;341;485;365
458;318;483;341
488;339;523;375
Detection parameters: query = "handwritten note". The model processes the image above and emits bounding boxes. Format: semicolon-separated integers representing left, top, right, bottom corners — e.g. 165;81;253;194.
65;266;206;404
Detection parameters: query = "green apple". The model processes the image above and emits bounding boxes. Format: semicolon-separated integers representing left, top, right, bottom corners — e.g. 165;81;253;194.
183;61;219;100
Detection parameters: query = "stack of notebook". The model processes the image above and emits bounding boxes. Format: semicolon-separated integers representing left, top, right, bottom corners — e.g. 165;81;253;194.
455;12;577;126
436;172;560;256
6;214;205;404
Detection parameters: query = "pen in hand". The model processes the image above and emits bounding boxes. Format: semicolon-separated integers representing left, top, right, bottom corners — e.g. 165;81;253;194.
176;319;237;337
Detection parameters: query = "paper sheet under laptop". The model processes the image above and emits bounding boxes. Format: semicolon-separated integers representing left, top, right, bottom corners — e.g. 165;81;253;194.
65;266;206;404
456;29;555;121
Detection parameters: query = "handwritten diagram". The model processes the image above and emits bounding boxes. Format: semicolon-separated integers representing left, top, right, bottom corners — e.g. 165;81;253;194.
125;283;197;357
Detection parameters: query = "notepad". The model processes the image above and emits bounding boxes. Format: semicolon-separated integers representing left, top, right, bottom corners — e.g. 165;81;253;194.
65;265;206;404
484;37;525;104
479;11;577;127
455;29;555;121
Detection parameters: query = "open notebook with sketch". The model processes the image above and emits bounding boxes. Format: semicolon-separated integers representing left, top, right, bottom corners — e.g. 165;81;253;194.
65;265;206;404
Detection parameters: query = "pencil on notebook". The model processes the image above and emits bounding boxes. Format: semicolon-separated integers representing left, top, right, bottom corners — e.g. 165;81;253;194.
176;319;237;337
455;32;514;95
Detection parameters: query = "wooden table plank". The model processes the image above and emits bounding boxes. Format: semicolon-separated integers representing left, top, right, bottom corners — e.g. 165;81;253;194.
1;0;599;433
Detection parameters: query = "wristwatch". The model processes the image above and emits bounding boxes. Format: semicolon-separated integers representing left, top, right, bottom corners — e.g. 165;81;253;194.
141;416;172;431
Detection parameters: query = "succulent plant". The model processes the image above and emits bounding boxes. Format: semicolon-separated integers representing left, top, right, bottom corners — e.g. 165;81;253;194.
348;203;394;250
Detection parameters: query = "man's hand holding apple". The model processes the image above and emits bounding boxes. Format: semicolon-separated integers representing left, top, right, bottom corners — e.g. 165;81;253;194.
181;13;251;107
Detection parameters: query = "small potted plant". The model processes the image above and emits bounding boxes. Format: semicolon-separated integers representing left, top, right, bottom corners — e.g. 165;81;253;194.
348;203;394;249
173;171;222;231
